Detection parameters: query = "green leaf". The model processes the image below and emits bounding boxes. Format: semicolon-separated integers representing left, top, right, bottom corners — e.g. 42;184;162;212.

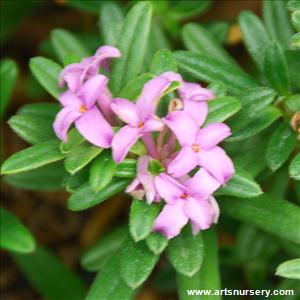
266;121;297;171
86;254;135;300
150;49;177;75
263;0;294;48
99;1;124;46
68;178;131;211
290;153;300;180
208;81;227;97
29;57;62;99
216;169;263;198
168;0;211;20
0;59;18;118
13;246;85;300
182;23;237;67
4;162;67;191
129;139;147;156
89;150;117;192
285;50;300;89
176;271;201;300
0;207;35;253
51;29;89;64
129;199;161;242
121;237;159;288
65;167;89;192
8;113;57;145
276;259;300;280
219;194;300;244
146;232;168;255
205;96;241;124
67;0;102;14
166;225;204;277
238;11;271;71
1;140;65;175
205;21;230;45
81;226;127;271
110;2;152;94
227;106;282;142
264;41;291;95
288;0;300;11
292;10;300;32
291;32;300;49
119;73;153;101
174;51;258;95
115;159;136;178
65;141;103;175
60;128;85;154
17;102;60;117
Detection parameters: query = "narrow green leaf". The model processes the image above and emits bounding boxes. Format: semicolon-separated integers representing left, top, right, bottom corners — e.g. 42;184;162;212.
150;49;177;75
89;150;117;192
65;141;103;175
227;106;282;142
174;51;258;95
13;246;86;300
51;29;89;64
292;10;300;32
168;0;211;20
266;121;297;171
4;162;67;191
276;259;300;280
8;114;57;145
81;226;127;271
68;178;131;211
65;167;89;192
129;139;147;156
182;23;237;66
216;169;263;198
263;0;294;48
285;50;300;89
115;159;136;178
291;32;300;49
290;153;300;180
60;128;85;154
238;11;271;71
129;199;161;242
166;225;204;277
29;57;62;99
146;232;168;255
264;41;291;95
86;254;135;300
1;140;65;175
67;0;102;14
119;73;153;101
99;1;124;46
208;81;227;97
206;21;230;45
177;271;201;300
288;0;300;11
17;102;60;117
205;96;241;124
0;59;18;117
110;2;152;94
198;228;221;298
0;207;35;253
219;194;300;244
121;237;159;288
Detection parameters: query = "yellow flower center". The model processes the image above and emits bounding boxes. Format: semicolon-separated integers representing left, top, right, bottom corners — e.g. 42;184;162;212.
192;143;201;153
138;121;144;129
180;192;189;199
80;105;87;113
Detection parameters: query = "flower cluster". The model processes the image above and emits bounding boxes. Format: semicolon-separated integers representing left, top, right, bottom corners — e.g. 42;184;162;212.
53;45;235;239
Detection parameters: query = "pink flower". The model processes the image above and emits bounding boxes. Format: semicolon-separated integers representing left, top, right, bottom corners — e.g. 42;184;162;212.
163;72;214;126
111;75;173;163
126;156;160;204
153;169;220;239
59;46;121;92
53;75;114;148
164;111;234;184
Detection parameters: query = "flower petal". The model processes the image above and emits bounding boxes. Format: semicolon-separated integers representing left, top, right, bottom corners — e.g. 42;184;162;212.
197;123;231;150
75;106;114;148
59;64;83;92
167;146;198;178
153;201;189;239
97;87;116;123
208;196;220;223
78;74;108;109
94;45;121;70
136;76;172;117
53;107;81;142
111;98;140;127
184;197;215;234
184;100;208;127
112;125;141;163
143;115;164;132
179;82;214;101
185;168;221;199
198;146;235;184
163;111;198;146
154;173;185;204
59;90;82;108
